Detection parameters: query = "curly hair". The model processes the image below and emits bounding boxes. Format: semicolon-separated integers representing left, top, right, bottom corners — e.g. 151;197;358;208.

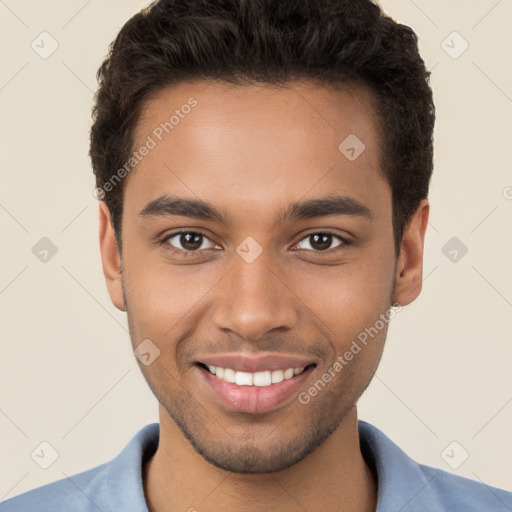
90;0;435;255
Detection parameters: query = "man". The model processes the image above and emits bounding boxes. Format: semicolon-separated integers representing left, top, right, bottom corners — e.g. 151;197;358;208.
2;0;511;511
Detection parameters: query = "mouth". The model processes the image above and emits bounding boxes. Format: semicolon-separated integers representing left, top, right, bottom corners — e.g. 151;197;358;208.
196;362;315;385
194;361;317;414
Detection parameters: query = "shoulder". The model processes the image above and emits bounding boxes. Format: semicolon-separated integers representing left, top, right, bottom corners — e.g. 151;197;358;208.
0;423;159;512
414;462;512;511
0;463;110;512
358;420;512;512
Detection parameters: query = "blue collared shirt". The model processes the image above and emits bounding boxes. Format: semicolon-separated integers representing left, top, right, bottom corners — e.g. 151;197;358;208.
1;421;510;511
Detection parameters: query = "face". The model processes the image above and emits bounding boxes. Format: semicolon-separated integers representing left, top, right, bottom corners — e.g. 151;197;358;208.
99;80;428;473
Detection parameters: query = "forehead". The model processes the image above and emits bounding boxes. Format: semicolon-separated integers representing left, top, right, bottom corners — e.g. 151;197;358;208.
125;79;389;222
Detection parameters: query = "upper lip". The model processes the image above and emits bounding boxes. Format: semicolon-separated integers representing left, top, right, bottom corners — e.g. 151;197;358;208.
196;353;316;373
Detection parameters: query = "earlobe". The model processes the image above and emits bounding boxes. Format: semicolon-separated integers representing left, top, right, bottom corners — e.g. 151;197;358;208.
392;199;429;307
98;201;126;312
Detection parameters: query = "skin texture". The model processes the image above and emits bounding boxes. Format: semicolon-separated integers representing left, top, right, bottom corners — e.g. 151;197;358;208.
98;80;429;511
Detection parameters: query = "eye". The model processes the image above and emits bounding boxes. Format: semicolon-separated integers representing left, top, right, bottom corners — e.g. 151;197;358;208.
295;231;348;252
160;229;350;258
163;231;217;254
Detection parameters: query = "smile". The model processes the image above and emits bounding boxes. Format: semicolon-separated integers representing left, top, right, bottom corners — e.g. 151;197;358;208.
195;362;316;413
199;363;307;386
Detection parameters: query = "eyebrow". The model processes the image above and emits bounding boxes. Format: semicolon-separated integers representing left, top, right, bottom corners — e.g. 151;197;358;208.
139;193;373;225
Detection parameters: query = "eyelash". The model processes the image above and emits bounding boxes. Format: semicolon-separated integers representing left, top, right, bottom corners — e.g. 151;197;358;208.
160;230;350;257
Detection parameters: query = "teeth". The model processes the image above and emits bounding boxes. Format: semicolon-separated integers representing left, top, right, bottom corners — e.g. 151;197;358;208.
223;368;236;383
284;368;294;379
235;371;253;386
253;371;272;386
271;369;284;384
203;364;307;386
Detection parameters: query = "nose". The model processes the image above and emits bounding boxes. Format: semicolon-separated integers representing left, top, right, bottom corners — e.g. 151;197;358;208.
211;251;298;342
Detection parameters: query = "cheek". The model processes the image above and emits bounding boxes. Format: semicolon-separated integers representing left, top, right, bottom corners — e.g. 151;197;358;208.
290;253;395;337
123;251;218;352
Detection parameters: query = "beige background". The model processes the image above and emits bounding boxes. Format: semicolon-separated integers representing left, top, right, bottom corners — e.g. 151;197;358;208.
1;0;511;501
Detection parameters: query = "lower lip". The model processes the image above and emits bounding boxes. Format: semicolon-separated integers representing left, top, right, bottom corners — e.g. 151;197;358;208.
196;364;315;414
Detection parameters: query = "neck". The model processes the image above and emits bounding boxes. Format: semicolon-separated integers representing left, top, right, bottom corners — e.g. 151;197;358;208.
143;405;377;512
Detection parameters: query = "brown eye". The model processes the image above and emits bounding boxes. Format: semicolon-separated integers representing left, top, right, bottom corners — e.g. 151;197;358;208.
164;231;215;253
296;232;346;252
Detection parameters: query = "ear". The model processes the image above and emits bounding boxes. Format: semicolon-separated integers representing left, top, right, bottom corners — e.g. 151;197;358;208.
392;199;430;307
98;201;126;312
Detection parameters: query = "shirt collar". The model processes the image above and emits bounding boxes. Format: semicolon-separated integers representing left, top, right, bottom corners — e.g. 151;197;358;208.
106;422;159;511
104;420;434;512
358;420;439;512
